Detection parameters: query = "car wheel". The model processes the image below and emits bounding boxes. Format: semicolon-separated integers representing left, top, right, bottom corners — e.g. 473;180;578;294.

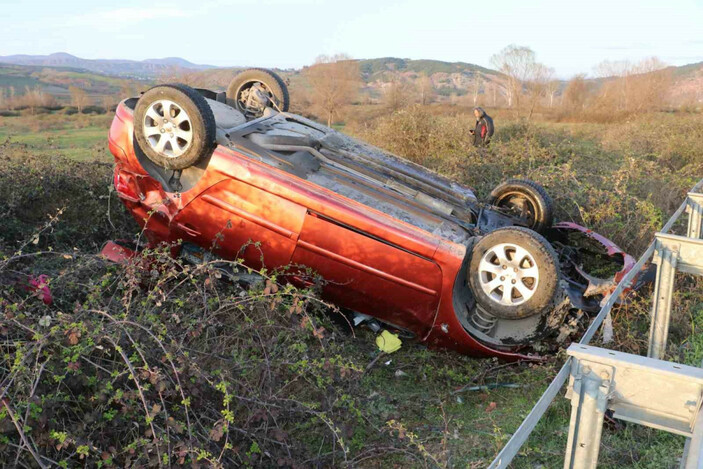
468;227;560;320
227;68;290;119
489;179;554;233
134;84;216;170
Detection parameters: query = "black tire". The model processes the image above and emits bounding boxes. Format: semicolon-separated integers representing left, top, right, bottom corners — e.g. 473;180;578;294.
489;179;554;233
134;84;216;170
227;68;290;118
468;227;560;320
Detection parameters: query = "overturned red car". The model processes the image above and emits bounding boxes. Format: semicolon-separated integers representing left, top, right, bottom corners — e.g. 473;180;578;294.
106;69;633;359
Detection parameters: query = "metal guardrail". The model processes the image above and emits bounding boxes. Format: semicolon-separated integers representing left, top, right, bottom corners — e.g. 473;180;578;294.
488;178;703;469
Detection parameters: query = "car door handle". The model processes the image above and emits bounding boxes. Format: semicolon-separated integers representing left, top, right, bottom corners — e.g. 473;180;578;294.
176;223;201;237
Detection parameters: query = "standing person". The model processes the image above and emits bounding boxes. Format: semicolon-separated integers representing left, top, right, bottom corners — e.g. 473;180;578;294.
469;107;494;146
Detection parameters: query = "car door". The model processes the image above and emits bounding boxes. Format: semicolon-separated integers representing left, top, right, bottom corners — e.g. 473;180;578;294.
171;178;307;270
291;211;443;334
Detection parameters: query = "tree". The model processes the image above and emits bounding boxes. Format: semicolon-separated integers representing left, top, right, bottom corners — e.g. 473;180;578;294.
545;79;560;108
102;95;116;113
562;75;589;113
69;86;89;113
485;81;499;107
593;57;670;113
383;73;411;112
305;54;360;126
628;57;670;112
470;73;482;106
490;45;537;117
525;64;553;119
417;73;435;105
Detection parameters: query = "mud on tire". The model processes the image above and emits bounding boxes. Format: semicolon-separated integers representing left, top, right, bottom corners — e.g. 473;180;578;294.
468;226;561;321
133;84;216;170
489;179;554;233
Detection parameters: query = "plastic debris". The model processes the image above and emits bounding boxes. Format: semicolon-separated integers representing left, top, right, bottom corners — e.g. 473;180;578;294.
23;274;53;305
376;330;402;353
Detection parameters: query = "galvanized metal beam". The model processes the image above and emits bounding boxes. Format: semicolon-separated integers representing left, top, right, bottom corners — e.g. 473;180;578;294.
487;241;656;469
565;345;703;468
648;232;703;359
563;359;612;469
648;244;679;360
684;401;703;469
686;193;703;240
487;179;703;469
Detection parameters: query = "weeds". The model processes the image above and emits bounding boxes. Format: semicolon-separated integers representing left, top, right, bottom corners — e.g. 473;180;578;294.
2;108;702;467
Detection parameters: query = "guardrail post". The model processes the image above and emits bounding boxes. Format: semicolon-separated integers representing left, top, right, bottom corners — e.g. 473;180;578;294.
564;359;612;469
683;408;703;469
648;242;678;360
686;193;703;240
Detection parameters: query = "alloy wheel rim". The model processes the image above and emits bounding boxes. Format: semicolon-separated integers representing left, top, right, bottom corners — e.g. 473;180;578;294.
478;243;540;306
142;99;193;158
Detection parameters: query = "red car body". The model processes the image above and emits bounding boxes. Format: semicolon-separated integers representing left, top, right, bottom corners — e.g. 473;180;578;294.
108;98;632;360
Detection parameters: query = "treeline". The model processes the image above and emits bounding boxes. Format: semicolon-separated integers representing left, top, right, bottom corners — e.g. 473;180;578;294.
288;46;692;126
0;86;58;113
0;85;125;115
558;57;673;121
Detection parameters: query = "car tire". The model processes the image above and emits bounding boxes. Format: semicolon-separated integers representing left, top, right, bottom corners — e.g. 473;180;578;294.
489;179;554;233
134;84;216;170
227;68;290;118
468;227;560;320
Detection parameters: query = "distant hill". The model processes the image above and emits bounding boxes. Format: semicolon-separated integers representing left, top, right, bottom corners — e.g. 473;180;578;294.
0;52;215;79
0;52;700;106
358;57;498;79
0;63;144;103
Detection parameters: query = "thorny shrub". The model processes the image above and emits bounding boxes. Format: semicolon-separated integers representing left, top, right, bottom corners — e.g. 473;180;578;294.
0;141;441;468
2;108;703;467
351;110;703;255
1;237;375;467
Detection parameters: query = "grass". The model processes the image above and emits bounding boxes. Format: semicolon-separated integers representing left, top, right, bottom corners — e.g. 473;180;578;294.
1;108;702;468
0;112;111;162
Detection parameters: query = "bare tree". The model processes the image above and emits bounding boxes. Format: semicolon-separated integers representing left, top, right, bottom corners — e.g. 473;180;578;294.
629;57;670;112
417;73;435;105
470;73;482;106
19;86;56;114
526;64;553;119
593;57;670;113
562;74;589;113
102;95;116;113
485;81;499;107
490;45;537;117
545;79;560;108
69;86;90;113
305;54;360;126
383;73;412;112
594;60;632;111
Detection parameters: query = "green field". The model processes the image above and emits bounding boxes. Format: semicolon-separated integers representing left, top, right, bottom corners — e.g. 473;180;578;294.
0;113;112;161
1;108;702;468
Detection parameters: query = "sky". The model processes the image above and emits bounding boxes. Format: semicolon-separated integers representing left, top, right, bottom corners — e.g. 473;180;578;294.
0;0;701;77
